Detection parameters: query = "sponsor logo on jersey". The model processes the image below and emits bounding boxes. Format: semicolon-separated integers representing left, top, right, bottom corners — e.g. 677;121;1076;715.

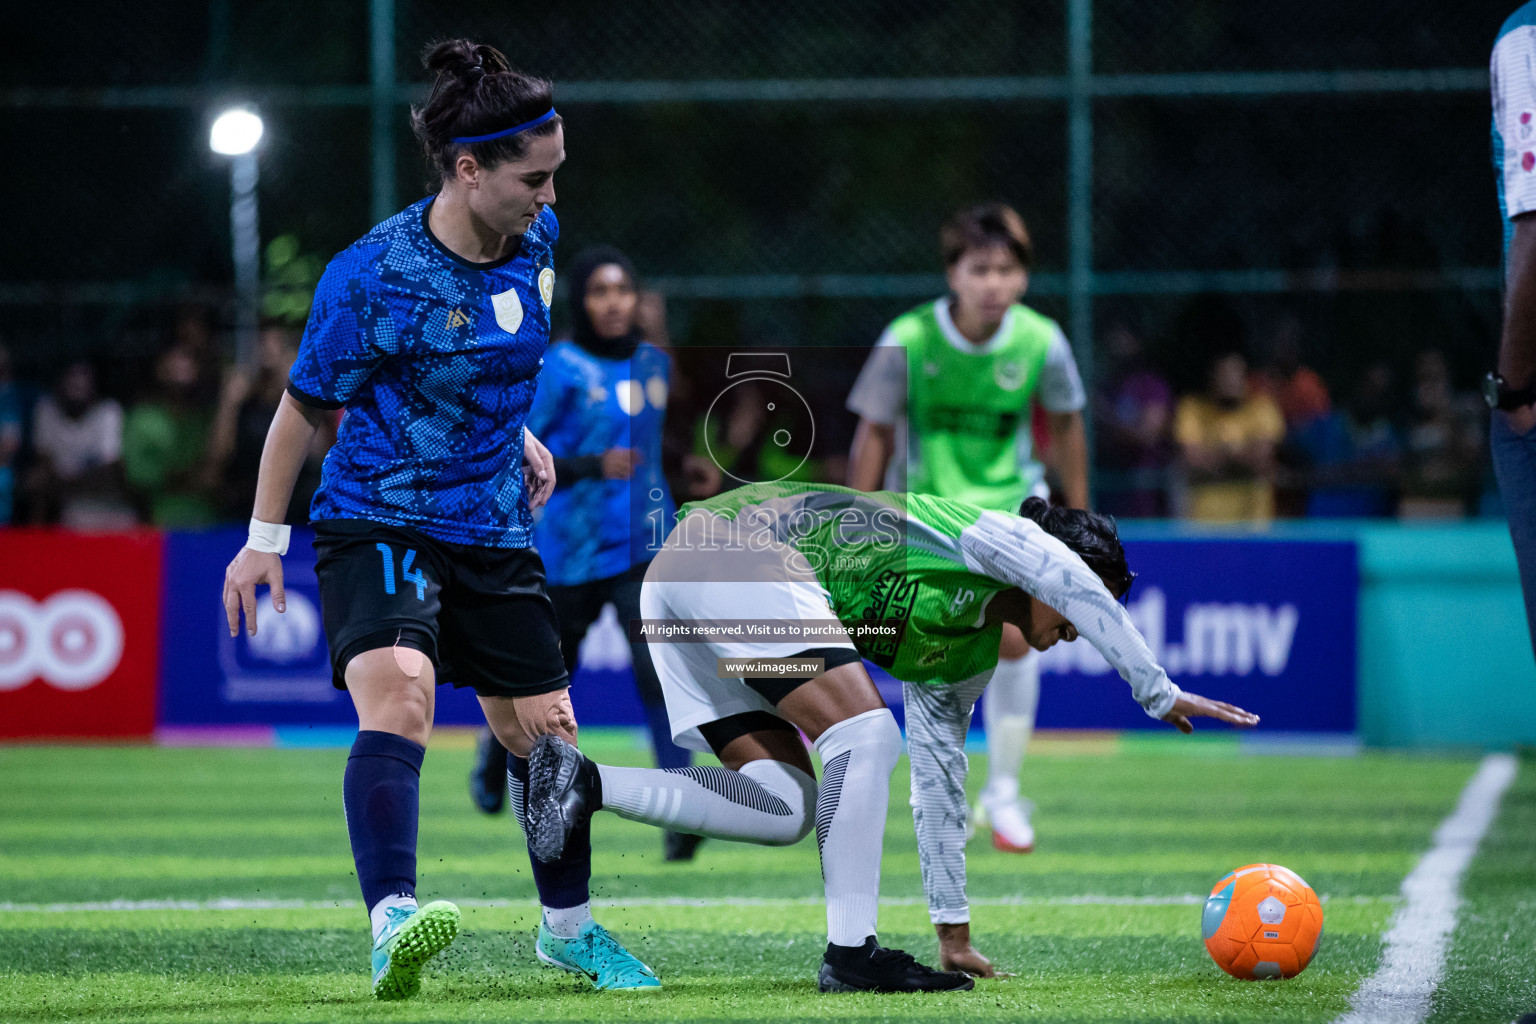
994;359;1025;391
446;307;470;329
539;267;556;307
615;380;645;416
949;587;976;615
492;288;524;334
857;570;918;667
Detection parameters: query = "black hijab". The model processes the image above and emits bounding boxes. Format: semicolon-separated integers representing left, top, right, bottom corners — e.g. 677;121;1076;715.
566;245;642;360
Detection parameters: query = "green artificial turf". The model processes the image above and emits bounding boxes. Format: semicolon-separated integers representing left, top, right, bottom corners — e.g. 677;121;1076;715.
0;736;1515;1023
1427;751;1536;1024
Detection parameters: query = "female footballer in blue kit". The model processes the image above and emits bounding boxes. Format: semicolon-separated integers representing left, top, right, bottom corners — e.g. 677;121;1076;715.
220;40;660;998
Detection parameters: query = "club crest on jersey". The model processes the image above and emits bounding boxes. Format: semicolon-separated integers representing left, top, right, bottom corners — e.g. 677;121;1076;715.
539;267;556;307
615;380;644;416
491;288;524;334
995;359;1025;391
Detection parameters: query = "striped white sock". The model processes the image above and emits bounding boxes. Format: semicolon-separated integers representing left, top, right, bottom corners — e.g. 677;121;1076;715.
812;709;904;946
595;760;815;845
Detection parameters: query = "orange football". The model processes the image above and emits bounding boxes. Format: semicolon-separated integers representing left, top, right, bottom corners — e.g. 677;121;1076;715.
1202;863;1324;979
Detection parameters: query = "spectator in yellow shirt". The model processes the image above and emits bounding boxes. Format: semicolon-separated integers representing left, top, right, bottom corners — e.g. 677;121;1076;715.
1174;349;1284;524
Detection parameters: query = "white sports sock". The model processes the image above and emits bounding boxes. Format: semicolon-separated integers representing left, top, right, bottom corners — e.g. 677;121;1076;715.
812;708;903;947
982;653;1040;805
542;901;593;938
369;893;417;942
596;759;815;845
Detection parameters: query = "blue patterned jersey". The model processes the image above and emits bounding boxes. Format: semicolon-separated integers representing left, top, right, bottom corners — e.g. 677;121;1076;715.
527;340;676;585
288;197;558;548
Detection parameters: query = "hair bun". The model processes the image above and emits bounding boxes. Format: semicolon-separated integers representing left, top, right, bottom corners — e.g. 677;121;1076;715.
1018;496;1050;523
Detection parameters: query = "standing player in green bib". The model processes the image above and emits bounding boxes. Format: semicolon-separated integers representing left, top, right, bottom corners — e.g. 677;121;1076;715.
521;482;1256;990
847;203;1087;865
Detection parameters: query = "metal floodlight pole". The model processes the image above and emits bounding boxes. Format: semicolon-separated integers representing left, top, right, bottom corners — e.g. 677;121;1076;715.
210;106;264;366
230;151;261;366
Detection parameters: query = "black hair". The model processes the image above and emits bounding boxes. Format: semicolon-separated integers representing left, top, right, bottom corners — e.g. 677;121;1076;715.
1018;497;1137;598
411;39;561;187
940;202;1033;271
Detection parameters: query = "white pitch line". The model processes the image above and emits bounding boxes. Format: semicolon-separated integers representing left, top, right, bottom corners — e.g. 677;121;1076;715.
0;893;1390;914
1334;753;1519;1024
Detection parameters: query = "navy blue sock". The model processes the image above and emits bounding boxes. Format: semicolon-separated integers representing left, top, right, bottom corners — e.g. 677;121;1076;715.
344;730;425;912
642;701;691;771
508;753;591;909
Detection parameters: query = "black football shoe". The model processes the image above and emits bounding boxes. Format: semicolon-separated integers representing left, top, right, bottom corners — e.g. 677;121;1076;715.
817;936;975;993
525;735;602;863
468;728;509;815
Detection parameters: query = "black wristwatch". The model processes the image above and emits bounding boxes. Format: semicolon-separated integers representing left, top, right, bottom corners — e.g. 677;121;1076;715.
1484;371;1536;411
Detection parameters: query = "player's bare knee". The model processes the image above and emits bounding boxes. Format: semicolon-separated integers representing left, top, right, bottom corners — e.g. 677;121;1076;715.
511;688;579;750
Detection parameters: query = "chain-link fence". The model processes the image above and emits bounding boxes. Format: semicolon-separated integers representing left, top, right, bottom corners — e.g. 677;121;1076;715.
0;0;1514;512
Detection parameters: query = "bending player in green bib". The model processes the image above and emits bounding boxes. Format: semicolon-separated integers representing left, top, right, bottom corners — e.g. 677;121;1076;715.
846;204;1089;958
522;481;1256;992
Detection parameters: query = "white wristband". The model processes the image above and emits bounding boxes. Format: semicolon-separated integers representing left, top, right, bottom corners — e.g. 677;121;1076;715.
247;518;291;556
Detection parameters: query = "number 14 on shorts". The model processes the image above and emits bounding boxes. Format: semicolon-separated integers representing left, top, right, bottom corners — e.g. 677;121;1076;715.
376;543;428;600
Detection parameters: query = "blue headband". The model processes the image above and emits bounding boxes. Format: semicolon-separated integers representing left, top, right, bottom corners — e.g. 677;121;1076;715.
451;108;558;144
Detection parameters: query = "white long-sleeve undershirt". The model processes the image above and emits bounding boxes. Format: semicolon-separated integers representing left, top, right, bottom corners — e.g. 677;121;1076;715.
957;510;1181;719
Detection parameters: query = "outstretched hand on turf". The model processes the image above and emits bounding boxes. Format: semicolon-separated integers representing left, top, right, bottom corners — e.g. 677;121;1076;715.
937;923;1014;979
1162;692;1259;734
224;548;285;637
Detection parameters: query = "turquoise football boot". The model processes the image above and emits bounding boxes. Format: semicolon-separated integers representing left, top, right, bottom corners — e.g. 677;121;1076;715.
370;900;460;1000
535;919;661;991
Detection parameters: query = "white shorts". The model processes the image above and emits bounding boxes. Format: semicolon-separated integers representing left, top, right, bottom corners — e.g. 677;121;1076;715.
639;526;859;753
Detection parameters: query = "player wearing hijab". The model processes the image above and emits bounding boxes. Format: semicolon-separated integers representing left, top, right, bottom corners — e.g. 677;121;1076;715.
220;40;658;998
521;482;1256;991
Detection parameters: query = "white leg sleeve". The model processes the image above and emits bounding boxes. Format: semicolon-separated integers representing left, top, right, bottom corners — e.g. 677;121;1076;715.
905;674;990;925
812;707;903;946
595;759;815;846
981;653;1040;803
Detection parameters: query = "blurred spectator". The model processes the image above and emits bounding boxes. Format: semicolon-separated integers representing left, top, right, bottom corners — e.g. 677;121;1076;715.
1174;349;1285;525
171;304;223;406
205;324;337;524
0;343;21;524
1400;350;1486;519
1094;322;1173;517
1256;320;1331;517
23;360;134;528
1290;362;1404;517
1256;319;1332;428
122;345;217;527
